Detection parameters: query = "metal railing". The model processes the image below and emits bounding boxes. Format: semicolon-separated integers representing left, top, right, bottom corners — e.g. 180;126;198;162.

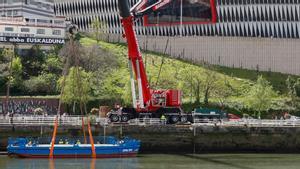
0;115;83;126
221;119;300;127
2;115;300;127
0;115;167;126
128;118;165;126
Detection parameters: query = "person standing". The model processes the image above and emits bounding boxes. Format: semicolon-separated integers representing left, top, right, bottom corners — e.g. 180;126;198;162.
160;115;166;125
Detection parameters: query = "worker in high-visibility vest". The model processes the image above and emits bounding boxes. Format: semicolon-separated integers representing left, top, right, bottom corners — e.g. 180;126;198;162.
76;140;81;145
160;115;166;125
65;139;69;144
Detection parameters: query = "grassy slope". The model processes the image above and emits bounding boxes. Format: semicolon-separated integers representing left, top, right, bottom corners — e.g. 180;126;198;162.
213;65;299;94
81;37;252;89
84;39;298;94
81;38;294;112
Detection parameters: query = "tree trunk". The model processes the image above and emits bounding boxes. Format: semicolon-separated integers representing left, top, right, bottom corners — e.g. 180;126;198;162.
80;102;84;115
5;45;15;114
190;83;193;103
204;89;209;105
84;103;88;115
73;101;76;114
5;81;10;114
195;80;201;104
252;112;256;118
220;101;225;110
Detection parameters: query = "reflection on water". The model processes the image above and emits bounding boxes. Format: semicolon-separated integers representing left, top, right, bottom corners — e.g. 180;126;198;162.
1;157;138;169
2;154;300;169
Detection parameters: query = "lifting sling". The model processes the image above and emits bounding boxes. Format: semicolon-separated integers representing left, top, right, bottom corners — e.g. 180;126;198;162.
87;119;96;158
49;116;58;158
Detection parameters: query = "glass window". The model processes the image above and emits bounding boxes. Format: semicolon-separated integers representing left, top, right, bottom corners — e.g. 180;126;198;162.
54;20;64;25
29;19;35;23
37;19;49;23
21;28;30;32
37;29;45;34
52;30;61;35
145;0;215;26
5;27;14;32
6;10;12;16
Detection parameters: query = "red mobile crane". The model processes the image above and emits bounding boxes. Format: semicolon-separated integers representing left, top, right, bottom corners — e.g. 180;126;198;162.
108;0;187;124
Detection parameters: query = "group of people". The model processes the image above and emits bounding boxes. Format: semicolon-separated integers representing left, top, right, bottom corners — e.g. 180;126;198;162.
27;139;102;146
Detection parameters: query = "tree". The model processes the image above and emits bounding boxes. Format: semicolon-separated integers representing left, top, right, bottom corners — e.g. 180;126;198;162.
202;68;217;105
2;48;14;113
176;63;218;105
24;73;55;94
22;50;62;95
0;48;12;82
212;77;234;109
81;44;118;72
286;76;300;109
245;76;277;118
58;67;92;115
295;79;300;98
98;68;131;105
286;76;295;96
10;57;23;89
21;45;45;78
43;53;63;75
178;66;202;104
84;45;119;98
91;18;106;43
58;39;83;68
49;44;63;56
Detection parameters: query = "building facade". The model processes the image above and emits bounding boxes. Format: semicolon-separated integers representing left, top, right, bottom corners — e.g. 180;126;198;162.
0;0;55;18
55;0;300;39
54;0;300;75
0;0;67;46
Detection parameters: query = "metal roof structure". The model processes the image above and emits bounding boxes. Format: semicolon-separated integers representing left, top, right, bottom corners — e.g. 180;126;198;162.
54;0;300;39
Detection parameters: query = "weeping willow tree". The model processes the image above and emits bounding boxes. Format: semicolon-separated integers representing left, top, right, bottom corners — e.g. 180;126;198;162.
58;67;92;115
57;35;92;115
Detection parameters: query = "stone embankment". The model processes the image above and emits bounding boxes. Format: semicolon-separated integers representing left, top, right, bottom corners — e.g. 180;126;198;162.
1;125;300;153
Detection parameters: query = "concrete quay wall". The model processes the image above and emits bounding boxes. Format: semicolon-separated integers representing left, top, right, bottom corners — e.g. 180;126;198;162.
1;125;300;153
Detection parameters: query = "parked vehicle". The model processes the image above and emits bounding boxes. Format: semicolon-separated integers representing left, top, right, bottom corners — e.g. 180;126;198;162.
228;113;241;121
190;108;228;123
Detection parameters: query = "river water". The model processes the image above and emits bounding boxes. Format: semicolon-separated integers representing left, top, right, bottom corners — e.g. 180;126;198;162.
1;154;300;169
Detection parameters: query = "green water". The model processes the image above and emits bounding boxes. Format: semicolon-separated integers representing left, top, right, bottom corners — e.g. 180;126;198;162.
1;154;300;169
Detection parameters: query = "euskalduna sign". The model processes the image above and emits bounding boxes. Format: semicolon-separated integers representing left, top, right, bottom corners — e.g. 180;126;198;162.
0;36;65;45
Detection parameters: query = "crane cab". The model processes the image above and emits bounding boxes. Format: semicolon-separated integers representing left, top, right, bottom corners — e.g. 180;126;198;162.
151;89;182;108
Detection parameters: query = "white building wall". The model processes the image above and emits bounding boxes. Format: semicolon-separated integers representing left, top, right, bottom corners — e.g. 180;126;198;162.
55;0;300;38
106;34;300;75
54;0;300;75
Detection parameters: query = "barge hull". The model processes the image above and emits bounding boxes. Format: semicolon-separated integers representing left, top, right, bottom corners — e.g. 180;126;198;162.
10;152;138;158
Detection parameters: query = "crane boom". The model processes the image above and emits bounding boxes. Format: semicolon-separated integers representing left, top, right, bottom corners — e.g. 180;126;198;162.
118;0;151;108
110;0;184;124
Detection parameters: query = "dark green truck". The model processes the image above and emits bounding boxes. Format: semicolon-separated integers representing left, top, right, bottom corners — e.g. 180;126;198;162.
191;108;228;122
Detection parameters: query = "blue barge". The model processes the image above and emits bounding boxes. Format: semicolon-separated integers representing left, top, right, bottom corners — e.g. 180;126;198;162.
7;137;140;158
